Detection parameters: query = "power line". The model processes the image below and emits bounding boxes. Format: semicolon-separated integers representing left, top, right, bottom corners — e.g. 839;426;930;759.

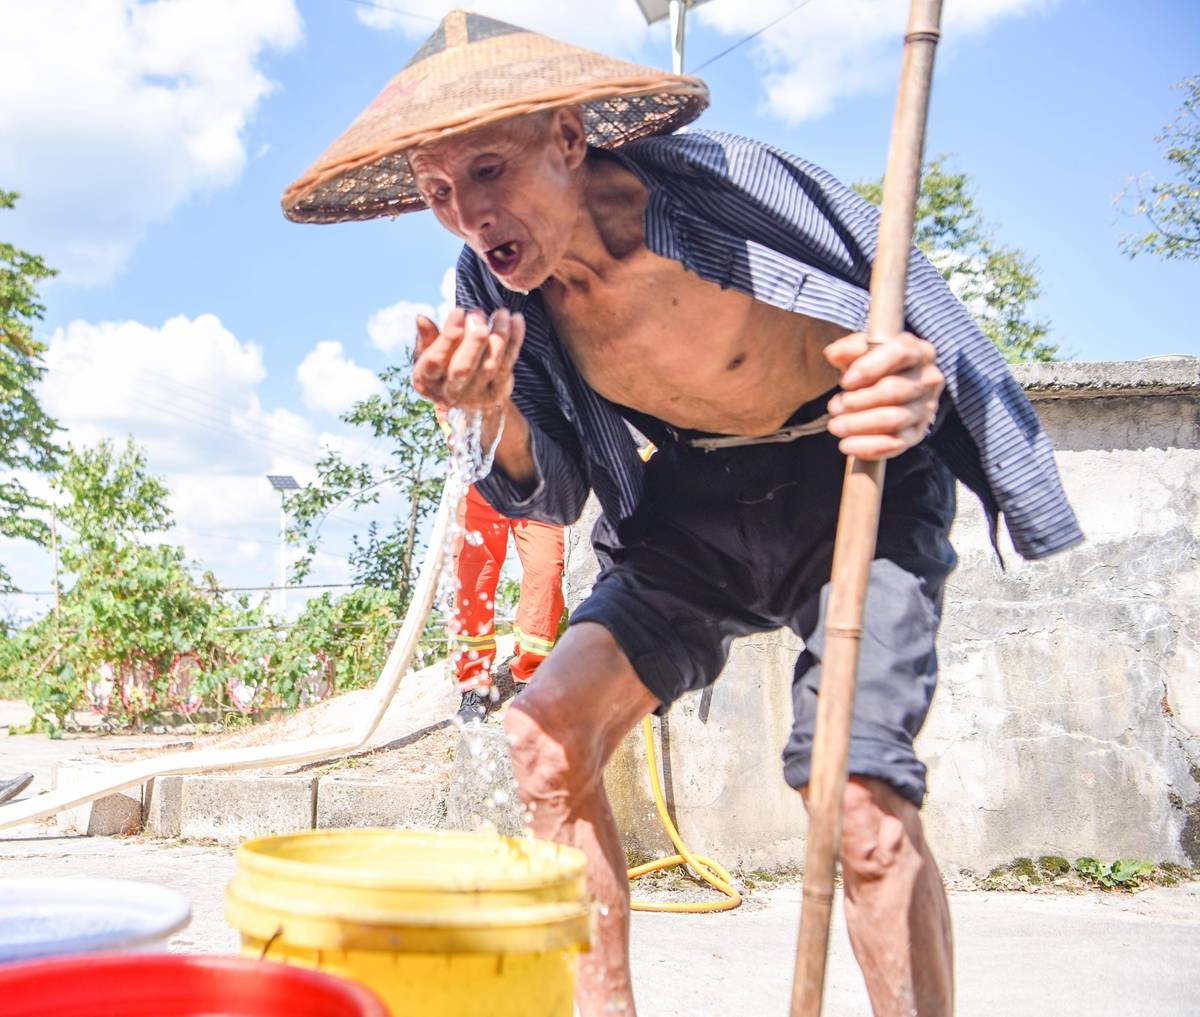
339;0;439;24
135;364;328;454
689;0;817;73
204;582;359;593
3;582;359;597
174;527;280;546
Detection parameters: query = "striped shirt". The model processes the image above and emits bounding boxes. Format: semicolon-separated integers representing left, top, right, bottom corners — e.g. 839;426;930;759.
463;130;1082;561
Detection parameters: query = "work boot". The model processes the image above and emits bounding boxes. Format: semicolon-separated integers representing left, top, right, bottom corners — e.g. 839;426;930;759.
456;689;489;724
0;772;33;805
492;658;516;700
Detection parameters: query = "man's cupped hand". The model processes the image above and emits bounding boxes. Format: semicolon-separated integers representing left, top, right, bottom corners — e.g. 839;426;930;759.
412;307;525;410
824;331;944;460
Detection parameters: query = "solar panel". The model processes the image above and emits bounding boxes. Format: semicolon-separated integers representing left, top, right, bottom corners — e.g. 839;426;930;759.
634;0;715;26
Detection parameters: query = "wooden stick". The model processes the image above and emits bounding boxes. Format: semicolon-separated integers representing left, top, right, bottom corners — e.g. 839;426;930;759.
789;3;943;1015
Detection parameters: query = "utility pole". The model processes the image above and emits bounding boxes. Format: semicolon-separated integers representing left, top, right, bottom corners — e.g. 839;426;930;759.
50;505;61;623
266;475;300;616
279;500;287;614
50;504;62;675
669;0;686;73
634;0;714;74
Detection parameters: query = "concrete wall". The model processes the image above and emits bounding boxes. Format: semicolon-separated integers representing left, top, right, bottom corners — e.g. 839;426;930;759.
566;359;1200;875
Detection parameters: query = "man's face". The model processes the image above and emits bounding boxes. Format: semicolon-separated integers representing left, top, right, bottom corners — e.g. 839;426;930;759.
409;111;586;292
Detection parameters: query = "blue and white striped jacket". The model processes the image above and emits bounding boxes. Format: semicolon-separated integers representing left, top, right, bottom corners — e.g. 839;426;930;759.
463;130;1082;561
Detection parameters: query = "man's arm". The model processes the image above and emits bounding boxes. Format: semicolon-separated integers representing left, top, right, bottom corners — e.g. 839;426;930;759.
412;307;589;524
477;399;535;491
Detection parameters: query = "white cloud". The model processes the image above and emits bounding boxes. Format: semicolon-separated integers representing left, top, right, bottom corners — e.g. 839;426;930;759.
351;0;1054;130
354;1;649;56
0;308;408;619
368;266;457;354
696;0;1056;123
368;300;434;355
168;473;281;536
296;340;386;415
230;397;321;473
29;312;347;591
0;0;302;284
43;314;267;467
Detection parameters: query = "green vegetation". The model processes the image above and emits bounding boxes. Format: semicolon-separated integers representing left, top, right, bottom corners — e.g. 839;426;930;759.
287;364;445;599
982;854;1194;892
0;203;447;731
854;158;1058;362
0;191;62;591
1118;75;1200;262
0;438;443;732
1073;857;1155;890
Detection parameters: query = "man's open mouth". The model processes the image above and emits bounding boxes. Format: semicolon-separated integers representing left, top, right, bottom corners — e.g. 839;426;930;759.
484;241;522;276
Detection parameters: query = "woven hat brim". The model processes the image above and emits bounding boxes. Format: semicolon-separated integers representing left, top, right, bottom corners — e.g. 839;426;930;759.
282;77;708;224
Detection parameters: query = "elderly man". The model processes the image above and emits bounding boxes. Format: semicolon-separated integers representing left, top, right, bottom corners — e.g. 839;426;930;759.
284;13;1080;1016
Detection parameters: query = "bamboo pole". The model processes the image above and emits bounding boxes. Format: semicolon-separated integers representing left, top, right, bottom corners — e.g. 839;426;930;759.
789;2;943;1015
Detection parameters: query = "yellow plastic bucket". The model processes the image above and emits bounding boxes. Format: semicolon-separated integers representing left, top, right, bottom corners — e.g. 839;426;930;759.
225;828;591;1017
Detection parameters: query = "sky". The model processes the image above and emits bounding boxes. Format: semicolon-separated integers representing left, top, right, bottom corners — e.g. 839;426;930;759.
0;0;1196;621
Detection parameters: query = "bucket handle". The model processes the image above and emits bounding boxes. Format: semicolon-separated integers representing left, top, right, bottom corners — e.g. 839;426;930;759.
259;926;284;960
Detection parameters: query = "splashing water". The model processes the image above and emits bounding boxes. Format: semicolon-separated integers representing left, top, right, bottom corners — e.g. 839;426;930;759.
436;408;499;613
436;407;505;706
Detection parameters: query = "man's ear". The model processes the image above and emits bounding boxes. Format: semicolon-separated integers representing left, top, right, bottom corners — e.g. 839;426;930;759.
552;106;588;170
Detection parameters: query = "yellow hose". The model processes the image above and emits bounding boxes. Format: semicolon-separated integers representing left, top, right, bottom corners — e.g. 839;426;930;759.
627;715;741;913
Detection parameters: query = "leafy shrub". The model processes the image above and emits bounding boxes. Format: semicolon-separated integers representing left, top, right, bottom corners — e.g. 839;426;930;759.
1074;857;1155;889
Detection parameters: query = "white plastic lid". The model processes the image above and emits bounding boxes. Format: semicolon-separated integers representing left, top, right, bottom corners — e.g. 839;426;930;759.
0;878;191;963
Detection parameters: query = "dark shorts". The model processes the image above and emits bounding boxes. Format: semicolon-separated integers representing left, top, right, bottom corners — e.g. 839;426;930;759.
570;392;957;808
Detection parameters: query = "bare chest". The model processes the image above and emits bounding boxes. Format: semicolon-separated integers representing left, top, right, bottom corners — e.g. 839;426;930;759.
542;247;844;435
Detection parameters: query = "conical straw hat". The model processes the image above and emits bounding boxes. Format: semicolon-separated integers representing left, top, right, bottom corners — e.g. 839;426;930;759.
282;9;709;224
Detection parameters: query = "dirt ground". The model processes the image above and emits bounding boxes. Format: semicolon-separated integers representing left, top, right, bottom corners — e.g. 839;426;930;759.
1;826;1197;1016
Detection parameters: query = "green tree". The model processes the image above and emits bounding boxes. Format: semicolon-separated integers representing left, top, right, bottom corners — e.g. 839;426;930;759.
288;366;446;605
0;432;444;728
14;440;216;729
0;191;63;590
1117;75;1200;262
854;158;1058;362
53;437;172;567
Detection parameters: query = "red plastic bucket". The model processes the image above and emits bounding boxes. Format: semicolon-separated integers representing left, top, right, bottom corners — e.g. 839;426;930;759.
0;953;389;1017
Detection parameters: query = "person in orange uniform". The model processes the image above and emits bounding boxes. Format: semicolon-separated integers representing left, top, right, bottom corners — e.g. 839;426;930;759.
454;484;565;722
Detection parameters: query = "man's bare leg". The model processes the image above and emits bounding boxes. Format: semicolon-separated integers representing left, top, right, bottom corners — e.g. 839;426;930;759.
504;622;658;1017
804;777;954;1016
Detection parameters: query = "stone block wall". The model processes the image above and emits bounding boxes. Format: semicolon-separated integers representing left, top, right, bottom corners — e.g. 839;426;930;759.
565;359;1200;875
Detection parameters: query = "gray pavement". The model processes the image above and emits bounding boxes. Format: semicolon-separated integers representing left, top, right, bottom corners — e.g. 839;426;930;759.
1;828;1196;1016
0;698;181;795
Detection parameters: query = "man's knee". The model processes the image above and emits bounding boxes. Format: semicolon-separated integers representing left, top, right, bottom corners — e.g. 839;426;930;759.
838;777;925;886
502;622;656;806
503;700;602;806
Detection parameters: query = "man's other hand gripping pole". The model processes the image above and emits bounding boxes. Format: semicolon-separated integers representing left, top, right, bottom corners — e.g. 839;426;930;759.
789;3;944;1016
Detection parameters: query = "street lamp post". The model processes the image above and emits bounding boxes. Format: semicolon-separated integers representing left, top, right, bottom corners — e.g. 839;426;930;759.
634;0;715;74
266;475;300;615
